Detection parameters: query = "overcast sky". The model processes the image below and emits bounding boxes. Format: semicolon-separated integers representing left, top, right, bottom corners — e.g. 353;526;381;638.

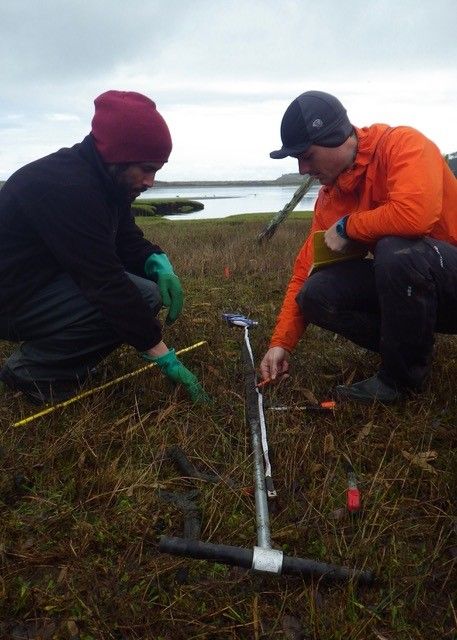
1;0;456;181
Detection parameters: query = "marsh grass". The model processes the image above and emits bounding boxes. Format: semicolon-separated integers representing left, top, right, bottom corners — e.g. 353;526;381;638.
0;213;456;639
131;199;204;217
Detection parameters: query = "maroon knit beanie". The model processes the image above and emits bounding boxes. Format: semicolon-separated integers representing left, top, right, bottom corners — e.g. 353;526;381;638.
91;90;172;163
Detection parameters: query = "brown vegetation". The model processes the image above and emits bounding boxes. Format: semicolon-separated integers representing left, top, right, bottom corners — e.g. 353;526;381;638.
0;214;456;639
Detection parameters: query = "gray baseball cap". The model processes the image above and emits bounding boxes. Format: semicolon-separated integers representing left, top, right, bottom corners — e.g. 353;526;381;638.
270;90;353;159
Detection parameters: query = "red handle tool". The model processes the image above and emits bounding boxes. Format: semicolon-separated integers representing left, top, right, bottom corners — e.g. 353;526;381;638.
346;471;361;513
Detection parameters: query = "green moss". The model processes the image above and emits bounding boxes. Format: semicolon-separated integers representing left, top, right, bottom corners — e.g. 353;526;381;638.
132;198;204;216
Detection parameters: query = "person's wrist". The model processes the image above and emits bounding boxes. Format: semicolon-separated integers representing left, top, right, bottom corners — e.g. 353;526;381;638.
142;345;176;366
335;215;349;239
269;345;291;355
144;341;169;359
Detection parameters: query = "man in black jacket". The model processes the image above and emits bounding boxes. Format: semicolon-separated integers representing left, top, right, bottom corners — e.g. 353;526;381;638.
0;90;207;404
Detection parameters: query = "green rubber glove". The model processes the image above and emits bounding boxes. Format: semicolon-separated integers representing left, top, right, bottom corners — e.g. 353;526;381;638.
144;253;183;325
142;349;210;403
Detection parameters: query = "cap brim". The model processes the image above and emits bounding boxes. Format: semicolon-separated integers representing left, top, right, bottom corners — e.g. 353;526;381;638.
270;148;289;159
269;141;312;159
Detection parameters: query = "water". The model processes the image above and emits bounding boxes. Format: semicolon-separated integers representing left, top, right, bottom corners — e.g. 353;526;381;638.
138;184;319;220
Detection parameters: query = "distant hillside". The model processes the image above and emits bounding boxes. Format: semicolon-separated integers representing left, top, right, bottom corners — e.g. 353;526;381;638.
154;173;303;187
274;173;303;184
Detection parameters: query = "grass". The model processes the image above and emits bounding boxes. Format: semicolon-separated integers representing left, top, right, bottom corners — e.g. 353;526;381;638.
0;212;456;639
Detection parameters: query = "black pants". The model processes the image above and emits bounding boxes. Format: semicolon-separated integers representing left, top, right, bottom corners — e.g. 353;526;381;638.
0;272;161;394
296;236;457;390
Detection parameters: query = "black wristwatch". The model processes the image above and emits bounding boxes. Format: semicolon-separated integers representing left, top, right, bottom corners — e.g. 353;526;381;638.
335;215;349;239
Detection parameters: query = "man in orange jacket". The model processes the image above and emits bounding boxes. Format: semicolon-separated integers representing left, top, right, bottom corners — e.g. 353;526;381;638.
260;90;457;403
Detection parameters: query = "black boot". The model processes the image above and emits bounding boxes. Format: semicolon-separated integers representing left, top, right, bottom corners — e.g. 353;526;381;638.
0;365;77;405
334;374;403;404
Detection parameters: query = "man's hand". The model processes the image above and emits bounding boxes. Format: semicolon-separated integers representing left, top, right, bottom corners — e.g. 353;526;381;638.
324;221;351;253
142;347;210;403
144;253;183;324
260;346;290;383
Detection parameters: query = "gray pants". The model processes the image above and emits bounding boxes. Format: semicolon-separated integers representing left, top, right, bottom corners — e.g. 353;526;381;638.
0;272;161;394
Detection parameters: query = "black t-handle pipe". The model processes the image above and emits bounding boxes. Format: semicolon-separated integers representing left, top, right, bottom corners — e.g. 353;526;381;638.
159;536;375;586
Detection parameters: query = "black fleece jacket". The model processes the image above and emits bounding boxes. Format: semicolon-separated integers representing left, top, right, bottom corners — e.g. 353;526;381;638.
0;135;163;350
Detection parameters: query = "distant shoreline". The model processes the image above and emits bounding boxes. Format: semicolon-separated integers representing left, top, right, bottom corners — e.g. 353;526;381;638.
2;154;456;190
153;181;303;187
153;174;304;188
1;175;305;191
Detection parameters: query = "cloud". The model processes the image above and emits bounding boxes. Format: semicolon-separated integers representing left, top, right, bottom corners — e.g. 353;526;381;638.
1;0;456;179
46;113;81;122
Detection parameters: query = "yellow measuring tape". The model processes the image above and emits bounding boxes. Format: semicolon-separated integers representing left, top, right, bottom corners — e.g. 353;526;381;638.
12;340;207;428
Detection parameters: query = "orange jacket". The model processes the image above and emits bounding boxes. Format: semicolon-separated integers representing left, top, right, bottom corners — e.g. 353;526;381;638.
270;124;457;352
